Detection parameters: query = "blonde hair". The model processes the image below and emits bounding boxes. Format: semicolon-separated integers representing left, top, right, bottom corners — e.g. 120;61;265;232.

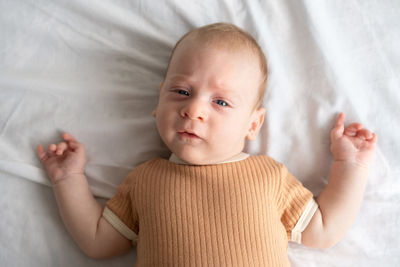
164;22;268;109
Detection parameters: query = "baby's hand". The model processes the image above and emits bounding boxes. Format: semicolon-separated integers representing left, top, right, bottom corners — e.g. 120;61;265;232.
330;113;377;168
37;133;87;184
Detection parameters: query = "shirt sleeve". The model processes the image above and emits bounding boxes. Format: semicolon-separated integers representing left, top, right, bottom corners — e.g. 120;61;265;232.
276;164;315;242
102;171;139;243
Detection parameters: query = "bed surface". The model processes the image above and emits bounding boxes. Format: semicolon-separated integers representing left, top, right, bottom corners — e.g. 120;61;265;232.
1;0;399;266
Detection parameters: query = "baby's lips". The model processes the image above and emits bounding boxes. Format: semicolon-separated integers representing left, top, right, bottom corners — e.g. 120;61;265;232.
177;130;201;139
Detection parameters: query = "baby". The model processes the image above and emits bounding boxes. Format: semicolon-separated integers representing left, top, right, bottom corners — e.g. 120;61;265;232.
37;23;377;266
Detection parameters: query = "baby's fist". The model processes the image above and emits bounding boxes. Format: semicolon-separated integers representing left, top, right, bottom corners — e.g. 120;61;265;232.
37;133;87;184
330;113;377;168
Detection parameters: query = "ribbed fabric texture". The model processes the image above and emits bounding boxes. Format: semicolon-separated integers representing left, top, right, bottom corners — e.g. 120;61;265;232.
106;155;313;267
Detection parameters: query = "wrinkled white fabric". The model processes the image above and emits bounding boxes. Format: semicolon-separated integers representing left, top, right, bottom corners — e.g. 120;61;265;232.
1;0;399;266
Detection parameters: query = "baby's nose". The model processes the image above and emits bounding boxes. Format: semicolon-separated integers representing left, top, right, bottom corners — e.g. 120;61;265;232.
180;99;208;121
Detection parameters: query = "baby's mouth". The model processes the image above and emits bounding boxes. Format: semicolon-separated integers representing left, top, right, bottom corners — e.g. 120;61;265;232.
178;130;201;139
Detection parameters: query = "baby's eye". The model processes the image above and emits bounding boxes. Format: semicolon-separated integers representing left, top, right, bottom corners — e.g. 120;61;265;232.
213;99;229;107
177;89;190;96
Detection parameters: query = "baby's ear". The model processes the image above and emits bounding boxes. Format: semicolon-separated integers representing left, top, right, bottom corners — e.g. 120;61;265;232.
246;107;265;141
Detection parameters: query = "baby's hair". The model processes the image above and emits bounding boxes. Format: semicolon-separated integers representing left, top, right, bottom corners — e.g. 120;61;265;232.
164;22;268;110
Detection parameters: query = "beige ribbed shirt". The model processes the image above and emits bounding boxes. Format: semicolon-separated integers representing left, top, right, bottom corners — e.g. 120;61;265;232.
103;155;314;266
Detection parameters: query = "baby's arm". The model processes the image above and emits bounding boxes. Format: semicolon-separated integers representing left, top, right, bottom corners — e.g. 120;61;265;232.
302;113;377;248
37;134;132;258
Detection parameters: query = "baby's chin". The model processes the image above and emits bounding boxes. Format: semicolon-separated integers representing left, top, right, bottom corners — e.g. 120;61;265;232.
175;152;213;165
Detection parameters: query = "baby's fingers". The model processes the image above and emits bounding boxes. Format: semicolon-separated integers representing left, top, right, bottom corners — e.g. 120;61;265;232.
62;133;78;143
48;144;57;156
37;144;48;162
67;140;85;155
369;133;378;145
55;142;68;155
344;123;363;137
363;132;378;147
331;113;345;141
62;133;85;153
356;128;373;140
37;144;56;162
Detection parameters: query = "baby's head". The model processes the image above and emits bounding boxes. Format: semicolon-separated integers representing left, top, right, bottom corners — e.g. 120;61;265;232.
154;23;268;165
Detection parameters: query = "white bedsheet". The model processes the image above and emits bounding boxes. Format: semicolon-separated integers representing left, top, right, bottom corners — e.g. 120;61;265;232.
1;0;399;266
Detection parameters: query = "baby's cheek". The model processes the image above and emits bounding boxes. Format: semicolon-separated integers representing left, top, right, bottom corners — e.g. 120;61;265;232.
157;112;175;138
156;115;167;135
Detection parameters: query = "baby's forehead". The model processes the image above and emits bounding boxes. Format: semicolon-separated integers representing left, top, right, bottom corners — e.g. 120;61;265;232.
181;33;255;57
171;37;260;77
169;38;262;86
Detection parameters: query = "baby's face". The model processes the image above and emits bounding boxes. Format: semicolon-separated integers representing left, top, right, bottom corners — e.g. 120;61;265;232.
155;38;265;164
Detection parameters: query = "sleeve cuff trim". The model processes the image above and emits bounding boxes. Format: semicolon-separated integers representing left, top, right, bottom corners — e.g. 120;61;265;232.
291;198;319;244
102;207;138;242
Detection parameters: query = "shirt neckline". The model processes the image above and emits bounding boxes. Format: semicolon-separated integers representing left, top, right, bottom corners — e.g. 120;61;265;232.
169;152;250;165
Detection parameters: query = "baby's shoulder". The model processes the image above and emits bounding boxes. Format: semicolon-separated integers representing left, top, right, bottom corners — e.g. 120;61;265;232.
247;154;285;168
124;157;166;179
246;154;289;178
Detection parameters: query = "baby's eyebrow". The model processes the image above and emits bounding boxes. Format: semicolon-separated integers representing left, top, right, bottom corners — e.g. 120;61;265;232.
214;88;243;105
168;75;191;83
212;84;241;98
